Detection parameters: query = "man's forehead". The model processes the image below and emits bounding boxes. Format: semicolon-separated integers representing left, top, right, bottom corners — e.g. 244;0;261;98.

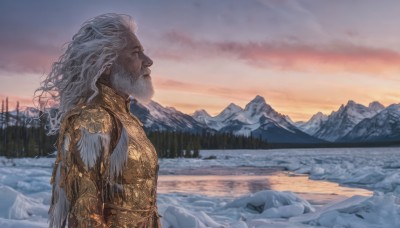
128;34;143;50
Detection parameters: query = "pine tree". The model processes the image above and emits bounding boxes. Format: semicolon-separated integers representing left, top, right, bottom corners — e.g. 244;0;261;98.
0;100;3;128
15;101;20;157
0;100;3;156
177;132;183;157
21;110;28;157
193;136;200;158
4;97;9;157
169;132;178;158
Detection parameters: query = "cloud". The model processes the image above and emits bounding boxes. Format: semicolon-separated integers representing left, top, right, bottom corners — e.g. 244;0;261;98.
0;45;60;74
153;77;339;118
152;75;400;121
0;22;63;74
0;95;35;110
0;1;77;74
154;30;400;77
154;77;264;102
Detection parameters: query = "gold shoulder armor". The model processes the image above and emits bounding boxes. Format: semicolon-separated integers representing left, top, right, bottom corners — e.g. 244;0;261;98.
72;106;113;134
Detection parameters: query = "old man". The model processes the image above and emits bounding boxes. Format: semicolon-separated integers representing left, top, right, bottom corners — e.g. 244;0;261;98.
37;14;161;227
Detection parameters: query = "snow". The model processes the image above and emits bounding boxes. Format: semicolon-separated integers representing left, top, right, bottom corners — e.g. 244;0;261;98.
192;109;212;125
0;147;400;227
295;112;328;136
217;103;243;121
0;186;48;220
368;101;385;112
193;103;243;131
341;103;400;142
191;95;298;134
224;190;315;218
313;101;385;141
299;192;400;228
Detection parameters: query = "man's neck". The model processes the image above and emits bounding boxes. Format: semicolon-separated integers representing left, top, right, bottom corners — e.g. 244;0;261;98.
96;80;130;100
96;83;131;115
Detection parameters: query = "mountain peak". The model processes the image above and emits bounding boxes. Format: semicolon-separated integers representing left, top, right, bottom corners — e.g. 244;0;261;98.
311;112;328;120
346;100;357;106
226;103;242;111
192;109;211;118
304;112;328;124
215;103;242;120
244;95;273;114
368;101;385;112
341;100;367;112
250;95;266;104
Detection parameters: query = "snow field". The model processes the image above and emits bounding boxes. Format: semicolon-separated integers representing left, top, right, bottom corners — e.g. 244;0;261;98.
0;147;399;227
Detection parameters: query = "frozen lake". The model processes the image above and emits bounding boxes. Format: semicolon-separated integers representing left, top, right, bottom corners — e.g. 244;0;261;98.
1;147;400;227
158;166;372;207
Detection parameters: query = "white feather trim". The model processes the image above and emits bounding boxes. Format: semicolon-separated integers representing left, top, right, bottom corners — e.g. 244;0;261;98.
77;128;109;169
109;127;129;180
62;134;70;160
48;161;70;228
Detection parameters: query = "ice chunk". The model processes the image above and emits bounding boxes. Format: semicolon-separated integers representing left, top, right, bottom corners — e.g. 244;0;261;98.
163;206;223;228
0;218;47;228
303;192;400;227
374;172;400;192
0;185;47;220
262;202;305;218
224;190;315;218
163;206;204;228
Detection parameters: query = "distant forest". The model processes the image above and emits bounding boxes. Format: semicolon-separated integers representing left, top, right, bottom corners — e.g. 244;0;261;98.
0;98;57;158
148;131;268;158
0;98;268;158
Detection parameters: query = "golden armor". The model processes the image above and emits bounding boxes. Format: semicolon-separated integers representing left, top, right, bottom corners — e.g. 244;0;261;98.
49;83;161;227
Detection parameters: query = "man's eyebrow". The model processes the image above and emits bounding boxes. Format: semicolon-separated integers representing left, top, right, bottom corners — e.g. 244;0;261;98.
131;46;143;51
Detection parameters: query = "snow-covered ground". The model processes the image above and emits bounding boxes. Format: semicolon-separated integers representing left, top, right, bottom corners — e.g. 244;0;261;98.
1;147;400;227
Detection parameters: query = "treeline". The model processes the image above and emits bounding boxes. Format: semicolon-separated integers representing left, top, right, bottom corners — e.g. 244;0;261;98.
0;98;57;157
147;131;201;158
147;130;268;158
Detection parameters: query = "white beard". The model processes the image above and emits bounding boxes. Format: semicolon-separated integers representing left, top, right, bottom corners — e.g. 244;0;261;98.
110;68;154;104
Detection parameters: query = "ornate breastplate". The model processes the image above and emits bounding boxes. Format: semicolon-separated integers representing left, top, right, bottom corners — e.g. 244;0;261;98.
97;84;160;227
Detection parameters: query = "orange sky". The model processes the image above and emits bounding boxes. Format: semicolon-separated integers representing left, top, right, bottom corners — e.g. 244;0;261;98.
1;1;400;121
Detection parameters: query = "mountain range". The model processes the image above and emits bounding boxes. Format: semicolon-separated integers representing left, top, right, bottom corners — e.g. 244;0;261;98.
5;96;398;144
338;104;400;142
130;95;400;144
296;100;385;142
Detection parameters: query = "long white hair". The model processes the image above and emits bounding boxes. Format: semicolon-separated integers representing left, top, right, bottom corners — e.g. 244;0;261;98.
35;13;136;135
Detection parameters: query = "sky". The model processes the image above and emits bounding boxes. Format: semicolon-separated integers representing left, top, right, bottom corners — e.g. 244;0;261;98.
0;0;400;121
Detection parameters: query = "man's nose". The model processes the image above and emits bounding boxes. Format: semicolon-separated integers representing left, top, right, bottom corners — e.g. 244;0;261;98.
142;53;153;67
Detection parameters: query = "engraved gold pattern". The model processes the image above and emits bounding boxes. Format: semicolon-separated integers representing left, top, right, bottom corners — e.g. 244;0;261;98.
49;83;161;227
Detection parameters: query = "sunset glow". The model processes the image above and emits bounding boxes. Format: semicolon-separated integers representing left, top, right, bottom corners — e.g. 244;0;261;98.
1;0;399;121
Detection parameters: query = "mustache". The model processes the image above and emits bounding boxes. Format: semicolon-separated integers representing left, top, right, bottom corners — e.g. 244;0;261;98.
141;68;151;76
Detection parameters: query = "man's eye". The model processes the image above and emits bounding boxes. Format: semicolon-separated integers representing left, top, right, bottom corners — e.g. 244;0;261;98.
131;51;139;56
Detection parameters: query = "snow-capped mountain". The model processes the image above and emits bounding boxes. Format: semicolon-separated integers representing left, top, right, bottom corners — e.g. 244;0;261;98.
339;104;400;142
192;103;242;131
195;96;292;132
4;97;396;144
130;99;209;133
295;112;328;136
192;109;211;124
192;96;323;143
313;101;385;142
368;101;385;112
226;95;297;133
214;103;243;123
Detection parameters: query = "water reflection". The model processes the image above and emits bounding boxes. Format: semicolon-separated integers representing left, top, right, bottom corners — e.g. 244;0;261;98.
159;175;272;197
158;167;373;206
